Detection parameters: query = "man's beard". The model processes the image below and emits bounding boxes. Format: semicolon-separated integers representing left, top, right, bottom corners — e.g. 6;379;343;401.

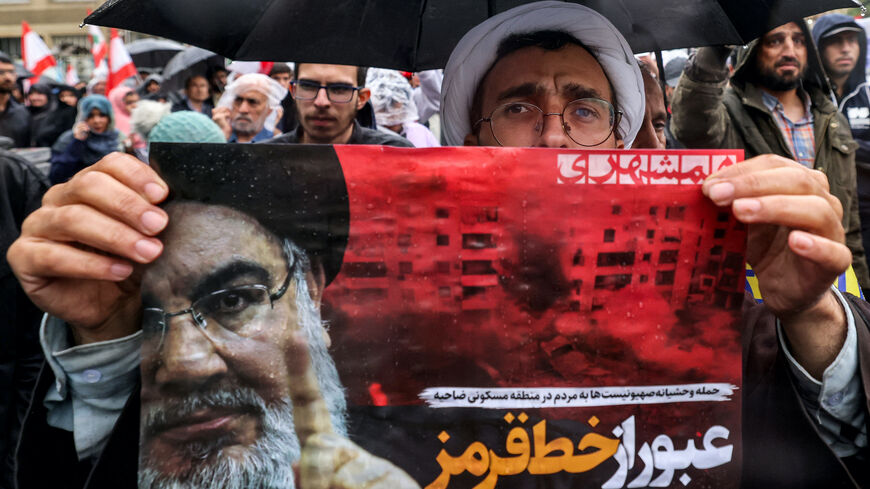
756;58;806;92
139;257;348;489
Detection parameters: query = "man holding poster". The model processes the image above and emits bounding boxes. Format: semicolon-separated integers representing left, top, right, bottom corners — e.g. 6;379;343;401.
439;3;869;487
5;3;869;489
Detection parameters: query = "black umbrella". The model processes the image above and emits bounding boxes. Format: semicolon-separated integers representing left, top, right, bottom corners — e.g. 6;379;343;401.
85;0;861;71
127;38;185;70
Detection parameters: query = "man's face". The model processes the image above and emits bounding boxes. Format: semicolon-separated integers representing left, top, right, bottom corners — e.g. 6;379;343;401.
271;72;292;89
230;89;269;137
212;70;228;91
139;202;345;489
755;22;808;91
822;30;861;79
186;76;210;103
27;91;48;108
467;44;624;149
146;80;160;94
634;69;668;149
293;63;370;144
0;62;16;94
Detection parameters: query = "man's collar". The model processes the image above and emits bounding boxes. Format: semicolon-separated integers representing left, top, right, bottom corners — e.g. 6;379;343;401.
230;126;273;143
760;88;813;118
296;120;361;145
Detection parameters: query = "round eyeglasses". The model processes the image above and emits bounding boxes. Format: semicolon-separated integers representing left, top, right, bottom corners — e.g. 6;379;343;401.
142;247;295;352
291;80;361;103
474;98;622;147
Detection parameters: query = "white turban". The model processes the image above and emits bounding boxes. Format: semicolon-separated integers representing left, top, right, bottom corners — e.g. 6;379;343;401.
440;1;645;148
217;73;288;132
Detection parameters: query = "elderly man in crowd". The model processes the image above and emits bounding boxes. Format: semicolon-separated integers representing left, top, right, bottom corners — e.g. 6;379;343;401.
212;73;286;143
440;2;868;487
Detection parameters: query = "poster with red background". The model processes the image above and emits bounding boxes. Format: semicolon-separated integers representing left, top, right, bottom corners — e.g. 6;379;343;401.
324;146;747;489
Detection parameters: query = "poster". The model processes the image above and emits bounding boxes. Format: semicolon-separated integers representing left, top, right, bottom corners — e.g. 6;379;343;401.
143;143;746;489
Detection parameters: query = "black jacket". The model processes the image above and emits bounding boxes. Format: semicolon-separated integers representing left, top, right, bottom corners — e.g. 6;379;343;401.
0;150;47;489
0;98;30;149
14;365;139;489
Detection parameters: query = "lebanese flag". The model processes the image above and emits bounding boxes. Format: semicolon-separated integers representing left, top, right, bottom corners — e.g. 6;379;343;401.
65;64;80;85
21;22;57;84
227;60;274;75
106;29;136;92
88;24;107;67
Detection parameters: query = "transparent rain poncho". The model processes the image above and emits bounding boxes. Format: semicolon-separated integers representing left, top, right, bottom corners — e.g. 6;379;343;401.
366;69;420;127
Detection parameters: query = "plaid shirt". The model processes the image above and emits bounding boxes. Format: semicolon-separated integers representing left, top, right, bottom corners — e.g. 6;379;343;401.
761;90;815;168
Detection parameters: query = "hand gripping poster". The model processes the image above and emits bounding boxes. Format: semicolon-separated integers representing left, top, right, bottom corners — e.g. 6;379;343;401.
144;143;746;489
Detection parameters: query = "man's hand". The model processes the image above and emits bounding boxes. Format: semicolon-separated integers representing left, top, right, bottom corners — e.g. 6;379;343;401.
212;106;232;141
7;152;169;344
703;155;850;377
73;121;90;141
287;332;420;489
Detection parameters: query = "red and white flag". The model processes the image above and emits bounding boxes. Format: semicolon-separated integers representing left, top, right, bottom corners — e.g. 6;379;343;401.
88;24;107;67
106;28;136;92
227;61;274;75
21;21;57;84
65;64;80;86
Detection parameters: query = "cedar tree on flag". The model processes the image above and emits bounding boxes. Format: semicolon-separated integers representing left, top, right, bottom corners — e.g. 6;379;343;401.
88;24;108;78
107;28;136;92
21;21;57;84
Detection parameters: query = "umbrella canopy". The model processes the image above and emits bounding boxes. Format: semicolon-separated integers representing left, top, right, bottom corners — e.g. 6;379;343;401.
85;0;860;71
126;37;185;69
161;46;225;92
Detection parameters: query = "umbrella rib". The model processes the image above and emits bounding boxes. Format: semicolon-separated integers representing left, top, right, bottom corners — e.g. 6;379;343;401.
413;0;429;70
233;0;285;59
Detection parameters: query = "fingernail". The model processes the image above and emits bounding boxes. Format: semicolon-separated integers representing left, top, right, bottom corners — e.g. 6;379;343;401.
791;232;813;251
141;210;168;234
134;239;162;261
109;263;133;279
733;198;761;215
707;182;735;203
144;182;167;203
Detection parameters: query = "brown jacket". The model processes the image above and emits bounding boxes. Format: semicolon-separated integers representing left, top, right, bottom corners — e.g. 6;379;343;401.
671;32;870;290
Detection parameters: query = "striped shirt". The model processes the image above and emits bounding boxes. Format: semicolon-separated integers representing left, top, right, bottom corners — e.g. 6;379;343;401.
761;90;816;168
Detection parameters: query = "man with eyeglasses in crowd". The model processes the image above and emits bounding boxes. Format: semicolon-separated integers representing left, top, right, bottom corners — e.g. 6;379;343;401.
440;2;869;486
268;63;412;147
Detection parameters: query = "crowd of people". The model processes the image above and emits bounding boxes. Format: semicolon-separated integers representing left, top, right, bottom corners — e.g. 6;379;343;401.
2;2;870;488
